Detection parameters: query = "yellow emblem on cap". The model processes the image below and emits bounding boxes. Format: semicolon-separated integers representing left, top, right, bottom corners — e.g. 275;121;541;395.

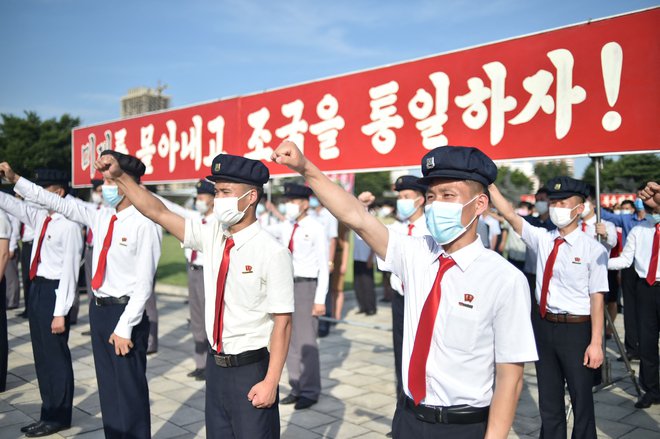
554;183;561;190
214;163;221;172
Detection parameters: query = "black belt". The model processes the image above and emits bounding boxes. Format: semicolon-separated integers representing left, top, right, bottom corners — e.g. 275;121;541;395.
94;295;130;306
535;306;590;323
404;397;489;424
189;264;203;271
294;276;316;283
209;347;268;368
32;276;58;284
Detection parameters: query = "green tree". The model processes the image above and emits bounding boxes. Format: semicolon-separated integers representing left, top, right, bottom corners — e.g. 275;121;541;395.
355;171;391;198
0;111;80;178
534;161;571;187
582;153;660;193
495;166;534;202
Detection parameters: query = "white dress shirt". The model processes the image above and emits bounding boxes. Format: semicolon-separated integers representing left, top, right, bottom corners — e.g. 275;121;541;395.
608;221;660;282
0;210;11;246
15;177;161;338
7;213;20;253
579;216;617;251
522;220;609;315
310;207;339;242
0;191;83;317
155;194;212;264
267;216;329;304
385;232;538;407
380;215;429;295
184;219;295;353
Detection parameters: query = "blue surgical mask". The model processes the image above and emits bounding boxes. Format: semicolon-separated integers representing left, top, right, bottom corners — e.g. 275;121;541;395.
650;213;660;224
425;196;479;245
101;185;124;208
634;198;644;211
396;198;420;220
309;197;320;208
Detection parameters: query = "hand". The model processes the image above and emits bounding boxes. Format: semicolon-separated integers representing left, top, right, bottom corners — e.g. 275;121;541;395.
109;332;134;356
94;154;124;180
357;191;375;207
312;303;326;316
328;261;335;274
583;342;604;369
594;222;607;238
51;316;66;334
271;140;307;174
639;181;659;208
0;162;19;183
247;379;278;409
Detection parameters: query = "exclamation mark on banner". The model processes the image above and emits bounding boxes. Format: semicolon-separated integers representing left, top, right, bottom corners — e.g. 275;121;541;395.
601;42;623;132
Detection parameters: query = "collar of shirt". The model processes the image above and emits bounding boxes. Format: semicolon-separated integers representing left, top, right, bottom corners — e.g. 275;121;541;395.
584;216;597;226
438;236;485;272
115;205;137;221
227;220;261;250
551;226;581;247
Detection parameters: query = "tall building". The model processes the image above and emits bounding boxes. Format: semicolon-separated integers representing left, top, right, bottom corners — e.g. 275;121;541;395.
120;85;170;118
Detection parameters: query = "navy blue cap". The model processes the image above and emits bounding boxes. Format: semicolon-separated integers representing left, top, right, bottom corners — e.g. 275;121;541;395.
394;175;427;194
100;150;146;180
283;183;313;199
546;176;590;200
196;179;215;196
206;154;269;186
418;146;497;187
34;168;69;188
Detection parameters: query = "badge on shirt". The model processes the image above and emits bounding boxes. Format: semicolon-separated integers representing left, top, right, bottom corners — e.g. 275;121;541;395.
572;257;582;265
458;293;475;309
120;237;128;246
242;265;253;274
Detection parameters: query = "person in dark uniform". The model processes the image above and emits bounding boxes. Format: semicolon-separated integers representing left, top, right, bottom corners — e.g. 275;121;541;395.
0;168;83;437
0;209;11;394
1;155;161;439
273;141;538;439
97;152;294;438
491;176;608;439
609;181;660;409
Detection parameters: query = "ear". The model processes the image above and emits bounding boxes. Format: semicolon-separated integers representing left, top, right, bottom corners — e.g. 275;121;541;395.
474;193;489;216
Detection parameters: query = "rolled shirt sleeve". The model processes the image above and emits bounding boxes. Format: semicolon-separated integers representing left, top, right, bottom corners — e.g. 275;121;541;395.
607;227;637;271
53;221;84;316
266;246;295;313
313;227;330;305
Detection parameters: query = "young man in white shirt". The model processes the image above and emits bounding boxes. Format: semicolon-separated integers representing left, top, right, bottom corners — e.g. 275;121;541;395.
96;152;294;438
490;176;608;439
608;184;660;409
0;168;83;437
0;209;11;393
1;155;161;438
272;141;538;439
267;183;329;410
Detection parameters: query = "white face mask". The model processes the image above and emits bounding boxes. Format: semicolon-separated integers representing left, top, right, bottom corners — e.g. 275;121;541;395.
535;201;549;215
91;192;103;205
580;201;592;218
195;199;210;215
213;190;252;226
549;205;580;228
284;202;300;221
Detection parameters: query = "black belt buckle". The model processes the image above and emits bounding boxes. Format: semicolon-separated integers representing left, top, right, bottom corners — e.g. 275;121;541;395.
213;354;236;367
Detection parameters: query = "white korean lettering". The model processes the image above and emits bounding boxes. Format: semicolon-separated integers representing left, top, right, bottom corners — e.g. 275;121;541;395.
360;81;404;154
180;115;203;171
114;128;129;154
547;49;586;139
138;124;157;175
508;70;555;125
205;115;225;167
157;120;181;173
245;107;273;161
275;99;308;153
309;94;345;160
408;72;450;149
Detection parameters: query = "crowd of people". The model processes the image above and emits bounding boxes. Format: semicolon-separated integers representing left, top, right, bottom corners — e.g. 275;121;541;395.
0;143;658;439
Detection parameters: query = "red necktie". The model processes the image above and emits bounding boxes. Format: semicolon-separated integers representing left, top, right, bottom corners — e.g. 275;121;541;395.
20;223;25;239
646;224;660;286
539;237;565;318
91;215;118;290
407;223;415;236
288;222;299;253
213;237;235;351
29;216;52;280
581;222;587;232
86;228;94;245
408;255;456;405
190;218;207;264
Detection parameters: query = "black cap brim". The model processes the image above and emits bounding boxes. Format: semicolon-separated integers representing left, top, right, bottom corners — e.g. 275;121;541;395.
206;174;262;186
417;170;490;187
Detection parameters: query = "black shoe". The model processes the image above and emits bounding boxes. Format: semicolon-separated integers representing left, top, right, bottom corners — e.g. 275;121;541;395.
81;330;92;336
634;393;660;409
379;298;391;303
187;368;204;378
195;373;206;382
20;421;43;433
356;310;366;314
25;423;70;437
280;394;299;405
365;310;377;316
385;432;393;438
294;397;317;410
17;311;28;319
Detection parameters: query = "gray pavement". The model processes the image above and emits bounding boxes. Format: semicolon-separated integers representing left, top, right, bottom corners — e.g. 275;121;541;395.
1;287;658;438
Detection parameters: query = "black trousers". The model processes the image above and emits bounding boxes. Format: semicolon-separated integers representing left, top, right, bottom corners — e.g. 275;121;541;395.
90;301;150;439
636;278;660;399
354;261;376;313
392;402;487;439
532;312;596;439
29;278;74;426
0;277;7;392
205;353;280;438
391;292;404;397
621;266;640;357
20;241;33;314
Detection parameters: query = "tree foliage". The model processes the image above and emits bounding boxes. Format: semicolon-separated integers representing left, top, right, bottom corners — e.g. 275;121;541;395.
582;153;660;193
495;166;534;202
0;111;80;178
533;161;571;187
355;171;391;198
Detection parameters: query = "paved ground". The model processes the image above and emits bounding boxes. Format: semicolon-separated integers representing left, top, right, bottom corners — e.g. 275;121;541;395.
1;286;658;438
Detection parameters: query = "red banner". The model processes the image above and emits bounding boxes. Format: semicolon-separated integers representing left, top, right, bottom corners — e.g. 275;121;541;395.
72;8;660;186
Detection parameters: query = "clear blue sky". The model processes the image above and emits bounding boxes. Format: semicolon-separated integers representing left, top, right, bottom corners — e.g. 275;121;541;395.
1;0;657;175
